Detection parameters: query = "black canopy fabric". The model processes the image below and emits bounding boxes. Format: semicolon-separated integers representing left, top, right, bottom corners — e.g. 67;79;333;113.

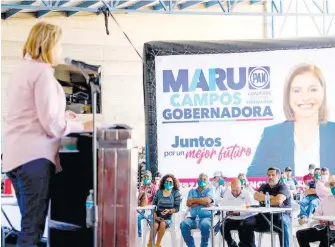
143;37;335;175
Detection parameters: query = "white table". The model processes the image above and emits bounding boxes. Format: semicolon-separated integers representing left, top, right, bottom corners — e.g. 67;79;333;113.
312;215;335;247
202;206;292;247
137;205;156;246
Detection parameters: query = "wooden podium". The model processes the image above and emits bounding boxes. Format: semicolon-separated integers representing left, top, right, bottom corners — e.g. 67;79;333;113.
49;126;137;247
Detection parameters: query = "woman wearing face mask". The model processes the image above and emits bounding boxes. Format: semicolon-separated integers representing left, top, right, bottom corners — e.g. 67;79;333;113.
248;64;335;177
147;174;181;247
137;170;157;237
2;22;94;246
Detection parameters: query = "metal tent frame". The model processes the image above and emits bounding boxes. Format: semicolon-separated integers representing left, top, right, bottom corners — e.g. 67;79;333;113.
1;1;335;37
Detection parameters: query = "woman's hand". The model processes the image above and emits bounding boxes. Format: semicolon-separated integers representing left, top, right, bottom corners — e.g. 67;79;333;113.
65;110;76;119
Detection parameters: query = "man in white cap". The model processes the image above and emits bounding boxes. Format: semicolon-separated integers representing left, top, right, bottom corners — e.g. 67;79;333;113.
211;171;228;204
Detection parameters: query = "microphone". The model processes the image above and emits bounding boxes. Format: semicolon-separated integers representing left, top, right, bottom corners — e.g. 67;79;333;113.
64;57;101;75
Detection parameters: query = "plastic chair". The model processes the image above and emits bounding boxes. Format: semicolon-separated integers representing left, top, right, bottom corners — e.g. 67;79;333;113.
258;231;279;247
258;211;295;247
142;213;178;247
179;208;215;247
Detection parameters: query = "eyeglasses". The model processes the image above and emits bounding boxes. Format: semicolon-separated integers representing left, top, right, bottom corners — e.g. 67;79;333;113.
165;180;173;184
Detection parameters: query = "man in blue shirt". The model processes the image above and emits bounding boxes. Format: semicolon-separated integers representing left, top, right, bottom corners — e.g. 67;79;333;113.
180;173;214;247
298;168;321;225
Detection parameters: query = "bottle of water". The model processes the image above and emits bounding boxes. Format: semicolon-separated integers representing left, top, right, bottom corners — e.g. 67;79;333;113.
86;190;94;228
265;192;270;208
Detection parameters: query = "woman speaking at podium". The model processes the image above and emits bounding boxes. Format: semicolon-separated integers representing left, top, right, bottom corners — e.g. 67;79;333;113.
2;22;93;246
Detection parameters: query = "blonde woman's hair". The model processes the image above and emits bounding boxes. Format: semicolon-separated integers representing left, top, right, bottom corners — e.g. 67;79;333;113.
283;63;328;123
23;22;62;64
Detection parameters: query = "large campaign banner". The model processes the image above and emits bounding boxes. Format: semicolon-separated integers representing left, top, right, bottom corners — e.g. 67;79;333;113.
143;39;335;187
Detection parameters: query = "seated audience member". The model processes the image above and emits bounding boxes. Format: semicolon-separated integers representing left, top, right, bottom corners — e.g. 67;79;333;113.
239;167;291;247
296;177;335;247
147;174;182;247
180;173;214;247
299;168;321;225
217;178;254;247
137;170;158;237
285;166;298;185
238;173;254;193
280;172;297;193
211;171;227;204
303;164;316;185
316;168;331;200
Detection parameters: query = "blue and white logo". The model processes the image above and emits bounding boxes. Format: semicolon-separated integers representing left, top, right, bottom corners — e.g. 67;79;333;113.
248;66;270;90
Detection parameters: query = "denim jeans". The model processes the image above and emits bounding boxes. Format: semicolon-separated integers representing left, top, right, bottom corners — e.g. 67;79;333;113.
239;213;291;247
180;217;211;247
299;195;320;218
137;211;152;237
6;158;55;247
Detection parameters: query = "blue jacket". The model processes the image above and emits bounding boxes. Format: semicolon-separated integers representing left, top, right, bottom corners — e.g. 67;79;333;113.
247;121;335;177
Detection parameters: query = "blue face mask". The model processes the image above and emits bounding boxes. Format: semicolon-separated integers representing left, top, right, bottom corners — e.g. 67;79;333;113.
164;182;173;191
280;177;287;183
198;180;207;188
240;179;245;185
143;178;151;185
331;187;335;196
218;179;225;185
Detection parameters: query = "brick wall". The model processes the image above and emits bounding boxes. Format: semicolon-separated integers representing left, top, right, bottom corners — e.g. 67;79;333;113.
1;4;264;146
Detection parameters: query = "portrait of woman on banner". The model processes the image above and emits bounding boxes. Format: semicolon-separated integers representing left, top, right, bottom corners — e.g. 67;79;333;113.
247;64;335;177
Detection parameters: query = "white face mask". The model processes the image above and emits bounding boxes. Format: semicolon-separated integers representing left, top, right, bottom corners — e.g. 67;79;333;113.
309;169;314;174
321;175;329;182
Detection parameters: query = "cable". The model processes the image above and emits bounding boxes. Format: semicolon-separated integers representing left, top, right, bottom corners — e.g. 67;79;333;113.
109;13;143;60
98;7;143;61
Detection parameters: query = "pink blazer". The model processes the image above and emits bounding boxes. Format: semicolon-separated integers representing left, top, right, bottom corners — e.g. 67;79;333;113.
2;54;84;172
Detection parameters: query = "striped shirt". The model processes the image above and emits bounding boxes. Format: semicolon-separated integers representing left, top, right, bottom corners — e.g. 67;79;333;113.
153;189;182;220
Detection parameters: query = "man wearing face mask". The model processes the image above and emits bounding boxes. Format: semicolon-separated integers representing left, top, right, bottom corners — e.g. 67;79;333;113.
296;175;335;247
137;170;158;237
211;171;227;204
316;169;333;200
280;172;297;194
180;173;214;247
239;167;291;247
303;164;316;185
298;168;321;225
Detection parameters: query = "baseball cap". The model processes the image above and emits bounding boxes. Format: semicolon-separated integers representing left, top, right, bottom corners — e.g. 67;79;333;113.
142;170;152;177
285;167;292;172
213;171;227;178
